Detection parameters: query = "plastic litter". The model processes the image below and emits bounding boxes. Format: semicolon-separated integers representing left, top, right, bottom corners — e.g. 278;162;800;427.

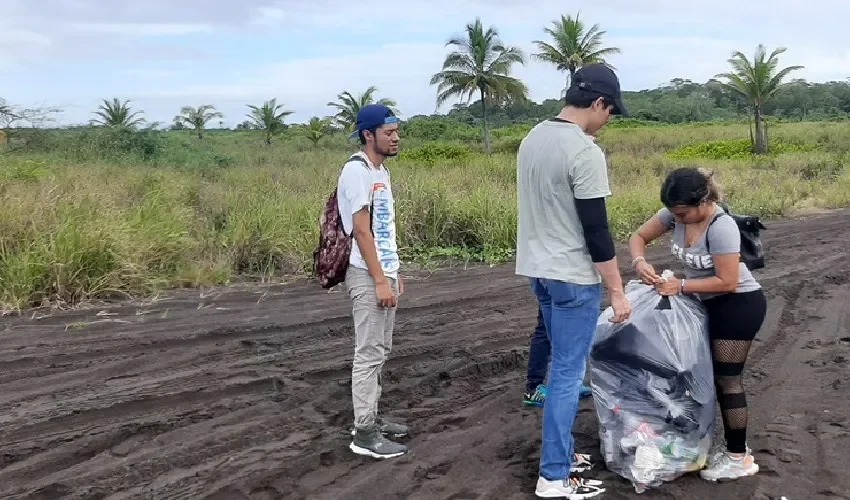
589;272;715;493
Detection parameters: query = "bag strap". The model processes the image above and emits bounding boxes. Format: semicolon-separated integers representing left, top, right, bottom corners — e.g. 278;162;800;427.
340;154;375;236
704;211;725;254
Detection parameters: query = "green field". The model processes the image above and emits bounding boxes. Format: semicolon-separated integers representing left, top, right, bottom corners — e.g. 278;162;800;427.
0;118;848;311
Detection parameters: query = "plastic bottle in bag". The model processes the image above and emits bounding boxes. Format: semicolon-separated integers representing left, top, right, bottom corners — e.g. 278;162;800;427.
589;275;715;493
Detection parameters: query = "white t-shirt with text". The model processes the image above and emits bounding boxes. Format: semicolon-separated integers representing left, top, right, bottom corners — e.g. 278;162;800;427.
336;152;399;279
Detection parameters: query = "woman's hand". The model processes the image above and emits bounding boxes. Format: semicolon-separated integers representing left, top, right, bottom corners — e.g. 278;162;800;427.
655;279;681;296
635;261;661;285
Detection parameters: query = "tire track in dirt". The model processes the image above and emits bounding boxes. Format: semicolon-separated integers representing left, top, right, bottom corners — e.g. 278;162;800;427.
0;209;849;499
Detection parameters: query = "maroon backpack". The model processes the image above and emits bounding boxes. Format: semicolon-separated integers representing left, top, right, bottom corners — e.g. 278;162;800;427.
312;155;372;289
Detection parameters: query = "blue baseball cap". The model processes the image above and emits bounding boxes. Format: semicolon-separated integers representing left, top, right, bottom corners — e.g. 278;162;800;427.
349;104;399;139
570;63;629;116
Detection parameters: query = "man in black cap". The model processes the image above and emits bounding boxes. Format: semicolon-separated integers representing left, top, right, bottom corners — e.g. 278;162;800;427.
515;63;631;498
337;104;408;459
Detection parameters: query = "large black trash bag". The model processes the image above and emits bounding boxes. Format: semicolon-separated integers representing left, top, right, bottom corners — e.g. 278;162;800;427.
589;275;715;494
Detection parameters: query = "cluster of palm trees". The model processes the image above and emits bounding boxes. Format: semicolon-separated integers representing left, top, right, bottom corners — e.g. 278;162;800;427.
428;14;803;154
87;12;804;154
90;98;296;145
430;14;620;153
89;85;398;146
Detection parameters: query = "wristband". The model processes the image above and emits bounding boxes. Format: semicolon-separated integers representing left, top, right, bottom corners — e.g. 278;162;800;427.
632;256;646;267
679;279;685;295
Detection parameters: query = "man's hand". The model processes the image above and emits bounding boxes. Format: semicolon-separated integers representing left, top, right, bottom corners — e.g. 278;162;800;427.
376;279;397;308
608;290;631;323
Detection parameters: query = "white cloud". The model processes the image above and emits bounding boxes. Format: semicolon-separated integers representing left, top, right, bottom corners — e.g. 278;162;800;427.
0;29;52;46
120;68;184;78
72;23;214;36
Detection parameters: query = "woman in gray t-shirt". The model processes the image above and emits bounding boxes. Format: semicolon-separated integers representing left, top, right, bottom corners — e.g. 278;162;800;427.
627;167;767;483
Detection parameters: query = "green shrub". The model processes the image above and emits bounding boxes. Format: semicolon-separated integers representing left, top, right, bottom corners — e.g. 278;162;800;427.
490;124;532;139
493;136;523;154
400;116;480;141
397;142;472;165
665;138;818;160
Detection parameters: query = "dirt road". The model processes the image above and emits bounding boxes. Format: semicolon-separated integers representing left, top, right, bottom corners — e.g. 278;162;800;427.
1;208;849;500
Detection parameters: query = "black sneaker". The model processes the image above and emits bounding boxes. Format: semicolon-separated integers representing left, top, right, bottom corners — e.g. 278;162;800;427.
349;425;408;459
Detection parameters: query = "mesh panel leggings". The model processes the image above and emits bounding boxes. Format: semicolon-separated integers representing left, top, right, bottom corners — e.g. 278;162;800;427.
702;289;768;454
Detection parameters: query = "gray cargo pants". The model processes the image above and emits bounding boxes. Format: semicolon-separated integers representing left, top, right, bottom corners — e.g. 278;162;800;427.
345;266;398;430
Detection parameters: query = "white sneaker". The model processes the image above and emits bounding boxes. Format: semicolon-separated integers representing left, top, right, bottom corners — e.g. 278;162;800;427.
535;475;605;499
699;448;759;482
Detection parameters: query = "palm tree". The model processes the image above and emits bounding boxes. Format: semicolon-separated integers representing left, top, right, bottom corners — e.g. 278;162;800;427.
90;98;145;128
430;18;529;154
532;12;621;96
246;98;293;145
327;86;398;132
304;116;331;147
715;45;804;154
175;104;223;140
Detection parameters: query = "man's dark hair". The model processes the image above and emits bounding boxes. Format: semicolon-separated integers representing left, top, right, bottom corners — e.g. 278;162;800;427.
358;127;377;145
660;167;721;207
564;87;616;110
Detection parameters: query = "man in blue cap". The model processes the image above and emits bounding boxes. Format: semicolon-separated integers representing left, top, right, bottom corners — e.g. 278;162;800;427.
337;104;408;459
516;63;632;498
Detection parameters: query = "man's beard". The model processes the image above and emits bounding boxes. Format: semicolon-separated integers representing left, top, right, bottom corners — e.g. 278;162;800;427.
378;146;398;157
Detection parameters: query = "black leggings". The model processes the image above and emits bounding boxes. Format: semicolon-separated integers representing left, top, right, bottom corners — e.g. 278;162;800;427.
702;289;767;454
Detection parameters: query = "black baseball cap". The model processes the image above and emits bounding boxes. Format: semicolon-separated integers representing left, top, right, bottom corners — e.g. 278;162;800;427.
570;63;628;116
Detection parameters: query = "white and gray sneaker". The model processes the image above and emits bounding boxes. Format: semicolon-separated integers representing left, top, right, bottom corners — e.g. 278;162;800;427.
349;425;407;459
699;447;759;482
349;417;410;439
535;475;605;499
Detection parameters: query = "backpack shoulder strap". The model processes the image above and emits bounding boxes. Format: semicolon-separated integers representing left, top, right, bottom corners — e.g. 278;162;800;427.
338;153;375;235
340;153;369;172
705;210;727;254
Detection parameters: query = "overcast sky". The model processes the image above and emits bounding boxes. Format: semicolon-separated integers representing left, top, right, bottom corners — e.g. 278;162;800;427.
3;0;849;127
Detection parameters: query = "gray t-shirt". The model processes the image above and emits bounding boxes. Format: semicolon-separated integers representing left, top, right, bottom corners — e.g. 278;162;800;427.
516;119;612;284
656;205;761;301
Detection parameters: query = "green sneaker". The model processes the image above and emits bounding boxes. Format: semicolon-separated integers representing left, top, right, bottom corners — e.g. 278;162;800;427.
524;384;547;407
349;424;408;459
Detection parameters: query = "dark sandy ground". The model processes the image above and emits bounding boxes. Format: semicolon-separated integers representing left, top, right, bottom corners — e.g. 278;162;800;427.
1;209;849;500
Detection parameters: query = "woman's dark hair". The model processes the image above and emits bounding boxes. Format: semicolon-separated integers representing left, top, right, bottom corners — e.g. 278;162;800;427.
660;167;721;207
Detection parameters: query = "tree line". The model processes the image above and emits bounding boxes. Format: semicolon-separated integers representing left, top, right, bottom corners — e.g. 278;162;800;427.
433;78;850;127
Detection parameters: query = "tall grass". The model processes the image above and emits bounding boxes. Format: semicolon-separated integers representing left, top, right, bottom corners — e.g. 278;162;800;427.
0;121;848;310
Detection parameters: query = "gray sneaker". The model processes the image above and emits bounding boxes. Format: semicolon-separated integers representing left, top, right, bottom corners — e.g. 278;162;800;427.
349;425;408;459
377;417;409;438
349;417;410;439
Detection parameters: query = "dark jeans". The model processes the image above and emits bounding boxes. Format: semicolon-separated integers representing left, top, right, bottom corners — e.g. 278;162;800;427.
526;305;592;394
526;306;551;393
